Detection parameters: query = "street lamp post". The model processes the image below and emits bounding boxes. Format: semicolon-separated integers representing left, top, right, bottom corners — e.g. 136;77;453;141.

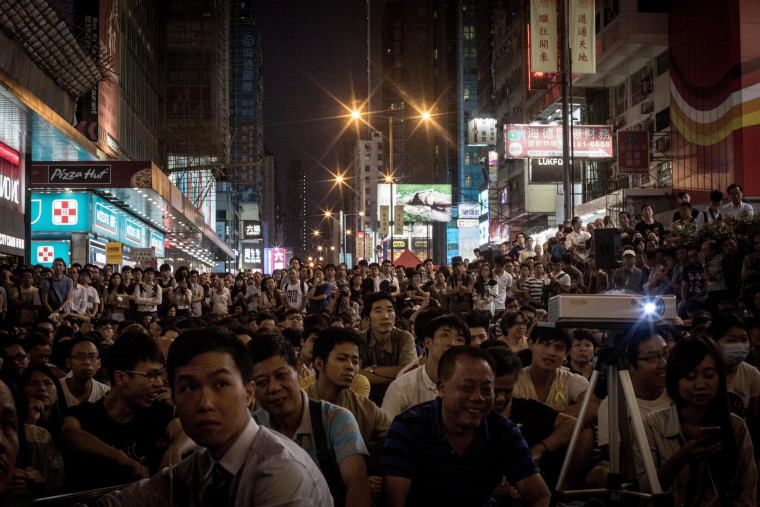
351;109;432;265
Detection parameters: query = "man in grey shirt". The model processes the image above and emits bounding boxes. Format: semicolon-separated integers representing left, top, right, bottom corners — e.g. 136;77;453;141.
613;250;644;294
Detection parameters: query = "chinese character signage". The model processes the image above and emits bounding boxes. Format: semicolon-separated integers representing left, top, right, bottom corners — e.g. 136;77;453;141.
379;205;390;235
458;203;480;219
488;151;499;182
504;124;613;159
530;0;558;73
570;0;595;74
265;248;287;273
242;242;263;270
150;231;165;257
242;220;262;240
356;231;365;261
121;217;145;247
466;118;497;146
393;205;405;236
92;195;119;240
105;242;123;265
617;131;650;174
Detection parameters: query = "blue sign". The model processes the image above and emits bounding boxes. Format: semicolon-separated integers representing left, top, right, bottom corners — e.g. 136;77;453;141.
91;195;119;240
121;215;145;247
31;240;70;268
150;230;165;257
31;192;91;232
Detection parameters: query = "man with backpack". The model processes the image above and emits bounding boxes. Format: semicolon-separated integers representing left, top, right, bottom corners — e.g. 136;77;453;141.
251;334;370;506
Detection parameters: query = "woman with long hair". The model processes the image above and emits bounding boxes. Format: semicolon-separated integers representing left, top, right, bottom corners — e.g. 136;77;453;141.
636;337;756;505
102;272;127;322
473;262;499;315
13;364;68;495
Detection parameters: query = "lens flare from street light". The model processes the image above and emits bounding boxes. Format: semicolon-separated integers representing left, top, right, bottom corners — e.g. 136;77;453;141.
324;210;332;218
351;110;361;119
359;211;365;216
421;112;431;120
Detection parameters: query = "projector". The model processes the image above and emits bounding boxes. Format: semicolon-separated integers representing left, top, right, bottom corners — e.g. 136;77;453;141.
548;294;677;323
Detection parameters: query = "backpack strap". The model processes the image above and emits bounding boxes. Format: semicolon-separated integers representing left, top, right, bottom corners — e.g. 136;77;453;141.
308;399;346;505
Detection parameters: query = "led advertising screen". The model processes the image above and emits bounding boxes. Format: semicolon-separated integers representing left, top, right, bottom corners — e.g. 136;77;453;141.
378;184;452;222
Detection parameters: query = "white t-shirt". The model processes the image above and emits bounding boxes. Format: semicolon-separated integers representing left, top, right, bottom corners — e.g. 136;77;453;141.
60;373;110;407
727;361;760;417
69;285;88;314
513;366;588;412
283;281;307;312
245;283;261;312
597;390;672;447
381;366;438;418
493;271;513;310
209;287;231;315
82;285;101;314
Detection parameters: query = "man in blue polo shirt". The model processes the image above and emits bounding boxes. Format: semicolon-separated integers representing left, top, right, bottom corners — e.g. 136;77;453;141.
381;346;551;507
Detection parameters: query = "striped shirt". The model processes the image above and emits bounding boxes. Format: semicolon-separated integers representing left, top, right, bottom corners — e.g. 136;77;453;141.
253;389;368;467
381;398;539;506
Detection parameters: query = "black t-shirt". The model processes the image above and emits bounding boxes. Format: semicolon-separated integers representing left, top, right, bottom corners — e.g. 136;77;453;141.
508;398;558;448
66;398;174;489
634;220;665;239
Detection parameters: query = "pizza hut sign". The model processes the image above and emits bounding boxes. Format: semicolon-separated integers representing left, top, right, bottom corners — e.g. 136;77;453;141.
48;165;111;184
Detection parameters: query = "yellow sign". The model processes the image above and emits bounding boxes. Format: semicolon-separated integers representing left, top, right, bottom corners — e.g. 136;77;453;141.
105;242;122;265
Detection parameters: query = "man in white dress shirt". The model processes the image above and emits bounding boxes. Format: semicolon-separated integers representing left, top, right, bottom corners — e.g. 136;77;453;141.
722;182;754;220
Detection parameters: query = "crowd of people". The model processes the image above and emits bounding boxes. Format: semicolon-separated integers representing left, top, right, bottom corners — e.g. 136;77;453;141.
0;185;755;505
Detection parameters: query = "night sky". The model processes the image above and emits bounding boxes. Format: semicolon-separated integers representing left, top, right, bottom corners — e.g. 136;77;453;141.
260;1;367;203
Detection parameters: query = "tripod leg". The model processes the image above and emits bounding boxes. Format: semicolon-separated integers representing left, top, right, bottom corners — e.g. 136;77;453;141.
607;365;620;476
618;369;663;495
555;369;598;492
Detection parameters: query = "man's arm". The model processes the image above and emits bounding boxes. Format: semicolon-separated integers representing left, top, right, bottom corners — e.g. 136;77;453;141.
159;418;196;469
60;416;149;479
512;474;551;507
383;475;411;507
339;453;371;507
360;366;402;385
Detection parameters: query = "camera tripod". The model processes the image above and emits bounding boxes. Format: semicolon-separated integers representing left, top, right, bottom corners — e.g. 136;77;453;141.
543;324;671;507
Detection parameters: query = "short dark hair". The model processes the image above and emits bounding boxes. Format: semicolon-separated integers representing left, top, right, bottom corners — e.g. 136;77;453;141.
412;307;448;343
499;311;525;335
24;332;51;351
256;311;277;325
424;315;471;345
571;329;599;349
362;292;396;318
529;325;571;350
167;327;253;390
438;346;495;382
313;327;363;366
482;345;522;377
462;310;491;330
727;183;743;193
707;313;747;341
709;190;724;203
104;331;164;384
248;333;298;370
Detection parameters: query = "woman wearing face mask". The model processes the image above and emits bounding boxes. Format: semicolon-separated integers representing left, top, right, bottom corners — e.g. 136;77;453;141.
708;313;760;420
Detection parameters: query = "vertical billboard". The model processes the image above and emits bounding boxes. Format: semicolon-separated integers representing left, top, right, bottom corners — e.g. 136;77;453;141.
530;0;558;73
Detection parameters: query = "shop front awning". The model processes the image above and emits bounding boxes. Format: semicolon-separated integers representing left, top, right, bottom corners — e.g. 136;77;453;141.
31;161;234;264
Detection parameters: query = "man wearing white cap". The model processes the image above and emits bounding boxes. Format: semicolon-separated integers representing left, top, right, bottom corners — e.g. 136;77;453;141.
612;249;643;293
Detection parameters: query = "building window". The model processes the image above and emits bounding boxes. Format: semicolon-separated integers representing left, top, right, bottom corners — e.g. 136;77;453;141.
463;86;471;102
464;26;474;40
465;174;472;187
464;152;471;165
